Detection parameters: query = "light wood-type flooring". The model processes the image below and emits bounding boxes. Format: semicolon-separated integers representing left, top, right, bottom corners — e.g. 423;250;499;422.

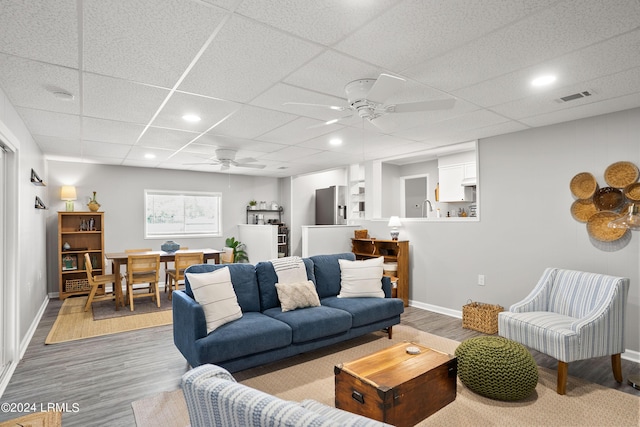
0;300;638;426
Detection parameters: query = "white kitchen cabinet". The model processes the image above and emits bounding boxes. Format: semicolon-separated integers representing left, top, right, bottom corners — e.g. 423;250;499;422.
438;161;476;202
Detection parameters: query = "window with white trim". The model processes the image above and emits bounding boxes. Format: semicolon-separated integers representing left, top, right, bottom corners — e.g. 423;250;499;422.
144;190;221;238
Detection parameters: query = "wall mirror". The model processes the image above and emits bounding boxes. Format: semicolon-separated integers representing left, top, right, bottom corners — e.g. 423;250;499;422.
375;141;478;220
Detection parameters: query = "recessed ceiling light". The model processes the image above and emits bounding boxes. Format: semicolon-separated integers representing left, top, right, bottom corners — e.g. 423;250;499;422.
182;114;201;122
52;91;74;101
325;119;339;125
144;153;156;159
329;138;343;146
531;75;556;87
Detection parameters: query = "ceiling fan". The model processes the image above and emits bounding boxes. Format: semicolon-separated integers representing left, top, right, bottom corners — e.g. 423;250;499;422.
186;148;265;171
284;73;455;132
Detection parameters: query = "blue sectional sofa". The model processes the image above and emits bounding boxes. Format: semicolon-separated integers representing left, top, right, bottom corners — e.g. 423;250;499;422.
172;253;405;373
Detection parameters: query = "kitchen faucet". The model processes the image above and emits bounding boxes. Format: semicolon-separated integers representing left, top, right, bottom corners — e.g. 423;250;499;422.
421;199;433;218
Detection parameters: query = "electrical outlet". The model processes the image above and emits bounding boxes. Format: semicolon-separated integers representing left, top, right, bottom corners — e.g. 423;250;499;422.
478;274;485;286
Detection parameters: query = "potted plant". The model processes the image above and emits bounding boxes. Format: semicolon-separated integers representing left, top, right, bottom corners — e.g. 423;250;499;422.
225;237;249;263
248;200;257;210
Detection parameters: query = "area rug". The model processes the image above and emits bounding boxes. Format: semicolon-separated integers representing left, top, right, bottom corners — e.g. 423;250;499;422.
131;325;640;426
91;296;172;320
45;296;172;344
0;411;62;427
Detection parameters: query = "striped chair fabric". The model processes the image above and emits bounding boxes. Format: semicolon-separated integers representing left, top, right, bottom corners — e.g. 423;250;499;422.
498;268;629;394
182;364;392;427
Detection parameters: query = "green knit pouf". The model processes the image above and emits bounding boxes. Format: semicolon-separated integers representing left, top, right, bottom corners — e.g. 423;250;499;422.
454;336;538;401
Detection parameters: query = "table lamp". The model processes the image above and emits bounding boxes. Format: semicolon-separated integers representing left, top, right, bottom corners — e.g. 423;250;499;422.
60;186;77;212
388;216;402;240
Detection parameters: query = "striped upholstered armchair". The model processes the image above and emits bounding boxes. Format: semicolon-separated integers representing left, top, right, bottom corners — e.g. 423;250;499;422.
498;268;629;395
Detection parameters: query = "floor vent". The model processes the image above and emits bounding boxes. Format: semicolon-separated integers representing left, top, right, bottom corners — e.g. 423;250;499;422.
556;90;593;103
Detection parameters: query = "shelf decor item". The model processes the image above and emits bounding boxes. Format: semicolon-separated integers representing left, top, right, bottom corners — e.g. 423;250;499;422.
87;191;100;212
248;200;257;210
387;216;402;240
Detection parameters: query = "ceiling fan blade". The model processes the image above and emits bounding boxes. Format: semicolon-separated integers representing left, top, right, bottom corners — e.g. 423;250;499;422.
390;98;456;113
235;157;258;164
283;102;346;111
235;163;266;169
307;113;354;129
183;161;221;165
220;163;230;171
366;74;406;104
369;114;398;133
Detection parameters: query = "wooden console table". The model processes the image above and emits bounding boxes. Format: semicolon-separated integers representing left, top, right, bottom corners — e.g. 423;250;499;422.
351;238;409;306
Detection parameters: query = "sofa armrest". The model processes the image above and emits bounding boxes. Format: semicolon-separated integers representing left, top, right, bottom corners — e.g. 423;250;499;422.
381;275;392;298
300;399;394;426
173;290;208;366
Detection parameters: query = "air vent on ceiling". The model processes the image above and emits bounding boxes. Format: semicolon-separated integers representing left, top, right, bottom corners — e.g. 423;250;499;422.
556;90;594;103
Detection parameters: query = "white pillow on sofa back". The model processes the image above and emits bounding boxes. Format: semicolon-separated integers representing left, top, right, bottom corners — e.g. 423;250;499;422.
186;267;242;334
338;256;385;298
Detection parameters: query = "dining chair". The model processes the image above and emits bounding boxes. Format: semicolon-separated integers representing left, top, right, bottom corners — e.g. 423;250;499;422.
166;251;204;300
84;253;119;312
126;253;161;311
220;246;234;264
164;246;189;291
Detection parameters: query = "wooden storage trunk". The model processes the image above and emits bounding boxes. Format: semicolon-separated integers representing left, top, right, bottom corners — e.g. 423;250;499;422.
335;342;456;427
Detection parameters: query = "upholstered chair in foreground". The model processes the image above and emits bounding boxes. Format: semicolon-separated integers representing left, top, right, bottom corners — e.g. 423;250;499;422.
498;268;629;395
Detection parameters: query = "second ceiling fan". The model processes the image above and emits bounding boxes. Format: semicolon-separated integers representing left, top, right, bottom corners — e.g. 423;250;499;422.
285;73;456;132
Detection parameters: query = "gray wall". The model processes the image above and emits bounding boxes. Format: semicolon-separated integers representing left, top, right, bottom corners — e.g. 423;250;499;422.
45;162;282;292
356;108;640;354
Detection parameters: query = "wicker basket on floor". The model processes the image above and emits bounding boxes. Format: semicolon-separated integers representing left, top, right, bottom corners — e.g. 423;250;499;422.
462;301;504;334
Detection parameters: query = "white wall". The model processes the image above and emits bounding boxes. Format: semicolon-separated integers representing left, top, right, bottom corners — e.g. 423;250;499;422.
0;86;48;390
45;161;282;292
355;108;640;354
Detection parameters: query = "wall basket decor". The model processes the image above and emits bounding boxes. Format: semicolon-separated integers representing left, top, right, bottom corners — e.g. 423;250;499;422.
570;161;639;250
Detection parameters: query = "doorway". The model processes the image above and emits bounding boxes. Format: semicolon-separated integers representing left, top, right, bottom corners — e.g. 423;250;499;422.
400;174;429;218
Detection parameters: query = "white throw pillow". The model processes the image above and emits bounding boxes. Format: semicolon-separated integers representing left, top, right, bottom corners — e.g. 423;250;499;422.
186;267;242;334
338;256;385;298
275;280;321;312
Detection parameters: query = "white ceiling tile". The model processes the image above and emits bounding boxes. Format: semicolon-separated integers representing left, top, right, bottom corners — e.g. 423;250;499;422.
0;54;80;114
17;108;81;139
395;110;511;141
33;135;82;156
209;105;297;139
195;134;288;154
260;145;322;162
335;0;562;71
83;0;228;87
0;0;77;67
235;0;400;45
258;117;343;145
83;73;169;124
82;140;132;159
153;91;240;132
82;118;145;145
405;0;640;92
491;67;640;120
178;15;323;102
137;127;199;150
124;146;174;163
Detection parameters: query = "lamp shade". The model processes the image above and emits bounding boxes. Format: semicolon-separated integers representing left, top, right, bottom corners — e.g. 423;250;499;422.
60;186;77;201
388;216;402;228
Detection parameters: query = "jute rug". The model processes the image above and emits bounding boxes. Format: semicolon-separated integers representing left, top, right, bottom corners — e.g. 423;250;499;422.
91;295;172;320
131;325;640;426
0;411;62;427
45;296;172;344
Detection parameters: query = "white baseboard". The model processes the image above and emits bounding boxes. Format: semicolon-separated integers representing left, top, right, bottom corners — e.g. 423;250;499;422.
407;300;639;364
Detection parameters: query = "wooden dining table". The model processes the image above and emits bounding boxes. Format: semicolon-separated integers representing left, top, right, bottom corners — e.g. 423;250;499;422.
105;248;222;309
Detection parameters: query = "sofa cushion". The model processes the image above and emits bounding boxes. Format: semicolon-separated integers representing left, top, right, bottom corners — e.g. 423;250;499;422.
185;263;261;313
187;267;243;334
309;253;355;298
256;258;315;311
275;280;321;312
194;312;292;363
338;256;385;298
263;306;352;343
321;295;405;328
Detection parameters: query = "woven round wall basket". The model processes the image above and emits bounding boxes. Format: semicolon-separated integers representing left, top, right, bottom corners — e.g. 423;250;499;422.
624;182;640;202
604;161;639;188
570;199;598;222
587;211;628;242
570;172;598;199
593;187;625;211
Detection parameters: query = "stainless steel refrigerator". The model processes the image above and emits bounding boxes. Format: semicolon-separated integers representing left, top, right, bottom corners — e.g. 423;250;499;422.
315;185;347;225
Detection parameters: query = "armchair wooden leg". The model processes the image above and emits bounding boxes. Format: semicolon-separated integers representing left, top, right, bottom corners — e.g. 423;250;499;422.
611;354;623;383
387;326;393;339
557;361;568;395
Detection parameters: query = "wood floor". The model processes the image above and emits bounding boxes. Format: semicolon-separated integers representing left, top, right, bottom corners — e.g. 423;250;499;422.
0;300;638;426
